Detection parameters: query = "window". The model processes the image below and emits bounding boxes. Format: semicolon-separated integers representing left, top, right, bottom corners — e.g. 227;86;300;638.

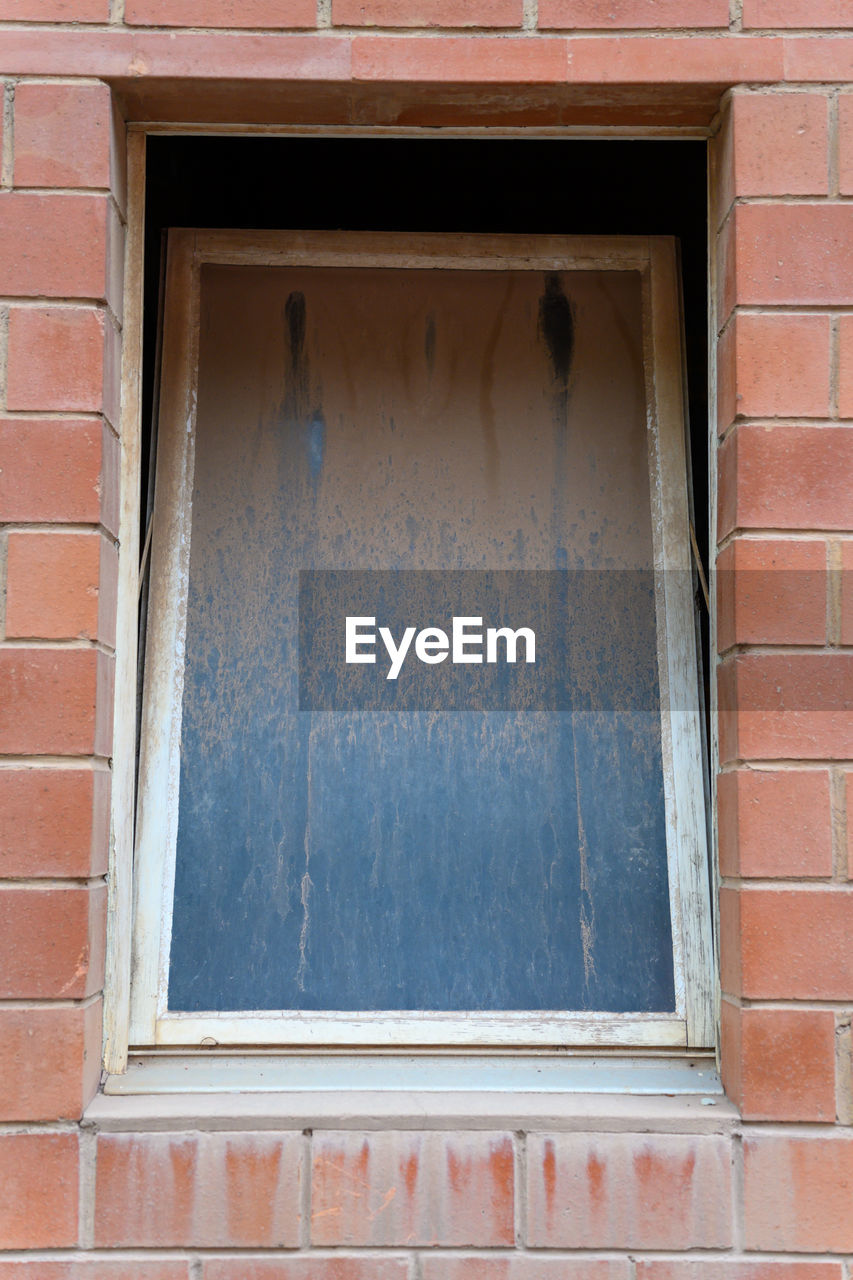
128;228;713;1053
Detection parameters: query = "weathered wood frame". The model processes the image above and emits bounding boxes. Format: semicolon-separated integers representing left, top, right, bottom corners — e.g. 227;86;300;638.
126;228;714;1054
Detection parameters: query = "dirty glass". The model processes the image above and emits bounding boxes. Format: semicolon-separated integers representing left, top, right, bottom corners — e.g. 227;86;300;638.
167;263;675;1015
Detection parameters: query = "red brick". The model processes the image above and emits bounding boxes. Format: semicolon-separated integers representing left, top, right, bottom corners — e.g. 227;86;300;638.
95;1132;303;1247
526;1132;731;1249
125;0;315;25
7;306;107;414
0;193;107;299
312;1131;514;1247
205;1262;407;1280
115;30;352;81
717;425;853;537
13;82;112;189
717;653;853;762
744;0;853;24
562;34;782;84
721;1002;836;1121
718;313;830;429
717;768;833;878
744;1133;853;1252
0;0;107;14
5;531;115;643
785;38;853;83
0;766;109;878
719;886;742;997
721;885;853;999
540;0;728;26
0;647;113;756
0;418;119;533
0;1267;190;1280
839;94;853;197
836;313;853;418
422;1262;631;1280
334;0;522;24
0;884;105;999
716;538;827;650
352;35;568;82
0;1000;102;1122
638;1264;843;1278
723;91;829;208
6;529;113;647
721;204;853;314
0;1132;78;1248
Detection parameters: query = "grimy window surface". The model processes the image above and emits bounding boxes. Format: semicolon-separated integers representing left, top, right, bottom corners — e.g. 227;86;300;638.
167;262;675;1015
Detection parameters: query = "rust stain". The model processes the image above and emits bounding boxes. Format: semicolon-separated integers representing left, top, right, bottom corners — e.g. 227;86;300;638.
224;1138;281;1240
586;1148;607;1207
446;1145;468;1195
634;1145;696;1202
167;1136;195;1219
490;1137;515;1207
401;1149;419;1200
542;1138;557;1219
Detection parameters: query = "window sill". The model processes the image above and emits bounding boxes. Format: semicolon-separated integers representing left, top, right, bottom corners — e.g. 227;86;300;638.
87;1053;733;1133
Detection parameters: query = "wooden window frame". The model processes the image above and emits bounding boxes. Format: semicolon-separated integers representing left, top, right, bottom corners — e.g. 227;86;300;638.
125;227;714;1056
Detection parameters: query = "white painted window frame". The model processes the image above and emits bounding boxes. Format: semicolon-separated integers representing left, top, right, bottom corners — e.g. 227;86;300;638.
123;226;714;1056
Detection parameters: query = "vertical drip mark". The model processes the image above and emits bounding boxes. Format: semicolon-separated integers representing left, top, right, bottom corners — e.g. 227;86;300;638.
284;290;309;421
539;272;575;566
297;869;313;993
572;740;597;996
538;273;593;997
282;290;326;496
424;312;436;383
479;277;515;493
307;411;326;496
539;272;575;398
297;722;314;993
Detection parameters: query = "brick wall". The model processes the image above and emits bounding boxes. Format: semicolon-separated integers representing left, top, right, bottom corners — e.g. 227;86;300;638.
0;2;852;1274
